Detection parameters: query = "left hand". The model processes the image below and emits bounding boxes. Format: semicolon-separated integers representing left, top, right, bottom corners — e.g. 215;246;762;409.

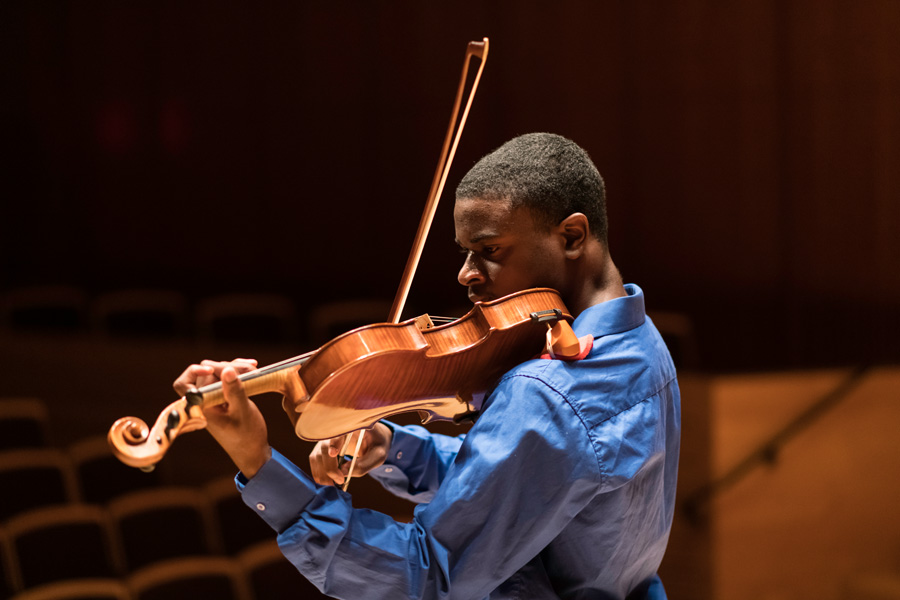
173;358;271;478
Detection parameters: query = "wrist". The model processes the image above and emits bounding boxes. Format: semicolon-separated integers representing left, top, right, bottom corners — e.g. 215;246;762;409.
235;444;272;480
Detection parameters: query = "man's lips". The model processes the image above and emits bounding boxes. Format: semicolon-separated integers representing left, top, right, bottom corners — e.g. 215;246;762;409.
467;289;493;303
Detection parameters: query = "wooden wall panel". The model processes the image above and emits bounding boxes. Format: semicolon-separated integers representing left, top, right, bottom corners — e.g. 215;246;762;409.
709;367;900;599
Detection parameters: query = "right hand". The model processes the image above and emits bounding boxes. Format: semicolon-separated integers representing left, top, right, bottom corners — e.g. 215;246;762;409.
309;422;393;486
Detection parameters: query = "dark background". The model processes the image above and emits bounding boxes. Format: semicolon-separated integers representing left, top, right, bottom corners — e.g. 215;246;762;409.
2;4;899;599
3;1;899;372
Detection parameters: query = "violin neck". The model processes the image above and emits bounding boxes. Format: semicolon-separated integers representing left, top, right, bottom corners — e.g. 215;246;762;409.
190;351;314;407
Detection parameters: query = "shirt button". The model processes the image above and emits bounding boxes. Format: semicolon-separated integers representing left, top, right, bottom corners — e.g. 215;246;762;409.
396;451;403;460
384;467;393;473
256;503;266;511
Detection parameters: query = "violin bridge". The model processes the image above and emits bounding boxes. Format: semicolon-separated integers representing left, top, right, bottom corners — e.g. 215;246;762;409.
414;314;436;330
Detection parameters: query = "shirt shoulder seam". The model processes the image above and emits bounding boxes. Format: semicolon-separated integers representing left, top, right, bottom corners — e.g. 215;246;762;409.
496;370;608;487
497;370;678;489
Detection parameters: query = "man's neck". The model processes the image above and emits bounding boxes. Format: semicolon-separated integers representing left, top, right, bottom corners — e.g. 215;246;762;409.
568;251;626;316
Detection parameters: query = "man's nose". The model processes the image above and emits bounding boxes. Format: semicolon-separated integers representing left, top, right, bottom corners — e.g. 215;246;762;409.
458;254;485;286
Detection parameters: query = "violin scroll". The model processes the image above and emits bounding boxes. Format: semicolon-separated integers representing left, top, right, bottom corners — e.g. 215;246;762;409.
108;397;208;470
108;364;309;470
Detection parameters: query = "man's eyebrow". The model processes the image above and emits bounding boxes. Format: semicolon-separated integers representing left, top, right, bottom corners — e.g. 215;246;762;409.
455;232;501;246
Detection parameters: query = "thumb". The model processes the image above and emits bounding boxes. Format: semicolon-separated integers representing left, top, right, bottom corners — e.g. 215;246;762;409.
220;366;246;403
327;435;347;458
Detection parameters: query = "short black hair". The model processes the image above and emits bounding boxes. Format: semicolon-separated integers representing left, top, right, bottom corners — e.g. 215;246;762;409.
455;133;608;243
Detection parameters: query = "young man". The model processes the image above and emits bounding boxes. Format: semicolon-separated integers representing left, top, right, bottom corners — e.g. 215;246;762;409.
175;133;681;599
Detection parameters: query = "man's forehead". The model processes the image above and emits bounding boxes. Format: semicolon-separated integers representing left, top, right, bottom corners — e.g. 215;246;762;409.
455;198;512;239
455;196;534;223
454;196;541;240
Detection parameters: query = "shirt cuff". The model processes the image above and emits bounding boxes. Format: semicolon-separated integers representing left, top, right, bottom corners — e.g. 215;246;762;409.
235;448;318;533
373;422;421;468
366;423;427;493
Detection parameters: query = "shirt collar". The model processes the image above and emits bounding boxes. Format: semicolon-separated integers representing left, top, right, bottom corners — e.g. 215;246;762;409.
572;283;646;339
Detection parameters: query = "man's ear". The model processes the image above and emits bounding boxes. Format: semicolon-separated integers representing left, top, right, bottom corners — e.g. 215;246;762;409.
557;213;590;259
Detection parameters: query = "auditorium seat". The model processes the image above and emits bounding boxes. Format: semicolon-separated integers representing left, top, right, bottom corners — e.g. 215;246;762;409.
1;527;16;599
0;398;50;451
646;309;699;369
1;286;88;333
9;578;132;600
90;289;189;338
127;556;250;600
204;475;273;555
109;487;220;571
4;504;121;590
306;298;393;346
0;449;79;521
70;436;161;505
195;293;299;344
237;540;328;600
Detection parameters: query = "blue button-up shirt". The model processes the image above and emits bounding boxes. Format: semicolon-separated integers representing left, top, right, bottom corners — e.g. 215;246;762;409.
238;284;680;599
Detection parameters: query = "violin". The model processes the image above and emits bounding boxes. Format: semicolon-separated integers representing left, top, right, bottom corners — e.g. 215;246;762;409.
108;289;575;470
107;37;585;475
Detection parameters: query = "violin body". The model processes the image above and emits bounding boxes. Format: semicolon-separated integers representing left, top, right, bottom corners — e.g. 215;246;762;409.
295;288;571;439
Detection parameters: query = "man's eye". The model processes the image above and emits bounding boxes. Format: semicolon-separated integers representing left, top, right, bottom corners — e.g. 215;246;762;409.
483;246;499;255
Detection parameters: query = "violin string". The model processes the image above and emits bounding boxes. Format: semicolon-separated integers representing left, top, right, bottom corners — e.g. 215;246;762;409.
428;315;457;325
194;350;314;395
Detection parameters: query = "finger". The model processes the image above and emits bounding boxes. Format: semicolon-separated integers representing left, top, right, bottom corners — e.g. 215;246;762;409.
353;444;388;474
195;361;233;388
231;358;259;374
199;359;226;380
341;425;390;477
327;461;346;485
199;359;257;378
220;366;248;405
327;435;348;458
173;364;215;395
310;441;345;486
221;365;239;386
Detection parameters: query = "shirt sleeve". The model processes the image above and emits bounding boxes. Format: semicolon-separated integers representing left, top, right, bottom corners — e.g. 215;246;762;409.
366;422;466;503
238;371;602;600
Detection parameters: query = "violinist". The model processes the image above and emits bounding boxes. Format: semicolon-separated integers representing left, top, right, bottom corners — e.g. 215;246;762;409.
174;133;681;599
